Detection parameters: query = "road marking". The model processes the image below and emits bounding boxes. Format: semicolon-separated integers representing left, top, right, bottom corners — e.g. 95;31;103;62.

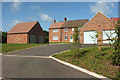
0;77;2;80
50;52;112;80
3;55;50;58
51;50;70;56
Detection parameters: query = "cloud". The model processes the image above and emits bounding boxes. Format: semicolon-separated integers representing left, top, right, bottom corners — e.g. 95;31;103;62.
31;5;40;10
11;0;22;13
89;2;115;15
39;13;52;21
27;17;37;21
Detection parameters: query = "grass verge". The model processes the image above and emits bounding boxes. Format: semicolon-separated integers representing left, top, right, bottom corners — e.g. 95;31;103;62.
2;43;46;53
53;47;120;80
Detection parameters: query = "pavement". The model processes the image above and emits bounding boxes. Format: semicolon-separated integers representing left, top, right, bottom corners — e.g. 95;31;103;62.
2;43;100;80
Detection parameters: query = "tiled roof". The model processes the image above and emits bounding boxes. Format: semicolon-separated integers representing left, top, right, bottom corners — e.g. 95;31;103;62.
49;22;64;28
49;19;88;29
8;21;38;34
110;17;120;23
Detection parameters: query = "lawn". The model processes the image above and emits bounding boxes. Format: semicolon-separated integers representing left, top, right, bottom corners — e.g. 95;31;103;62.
2;43;46;53
53;47;120;80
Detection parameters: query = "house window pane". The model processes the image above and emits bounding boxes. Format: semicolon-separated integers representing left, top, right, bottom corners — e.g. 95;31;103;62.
72;28;74;31
64;28;68;32
64;35;68;40
53;29;58;32
53;36;58;40
78;27;81;31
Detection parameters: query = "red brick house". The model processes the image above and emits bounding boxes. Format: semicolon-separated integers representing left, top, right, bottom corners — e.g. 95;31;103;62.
110;17;120;23
80;12;119;44
49;17;88;42
7;21;45;44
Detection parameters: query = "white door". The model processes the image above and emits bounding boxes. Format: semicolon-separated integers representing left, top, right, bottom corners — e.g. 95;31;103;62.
103;30;116;44
70;35;73;42
84;31;97;44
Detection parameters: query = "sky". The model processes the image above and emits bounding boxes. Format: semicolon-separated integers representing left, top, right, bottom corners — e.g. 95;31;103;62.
2;2;119;32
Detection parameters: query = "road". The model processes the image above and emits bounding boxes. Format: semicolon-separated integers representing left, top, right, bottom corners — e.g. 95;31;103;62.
2;44;100;80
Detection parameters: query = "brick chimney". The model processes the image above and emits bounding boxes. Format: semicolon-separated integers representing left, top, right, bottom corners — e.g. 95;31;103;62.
53;19;56;23
64;17;67;21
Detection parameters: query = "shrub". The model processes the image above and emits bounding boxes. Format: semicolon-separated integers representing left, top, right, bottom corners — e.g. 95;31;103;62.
112;23;120;66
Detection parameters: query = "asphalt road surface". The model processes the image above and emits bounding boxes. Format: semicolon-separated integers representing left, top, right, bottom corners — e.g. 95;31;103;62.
2;44;100;80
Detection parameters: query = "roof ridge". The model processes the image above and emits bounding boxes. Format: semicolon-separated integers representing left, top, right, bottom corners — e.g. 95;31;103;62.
49;19;88;29
51;19;88;24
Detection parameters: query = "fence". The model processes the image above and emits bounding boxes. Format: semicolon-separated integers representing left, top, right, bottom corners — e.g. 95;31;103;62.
97;39;116;51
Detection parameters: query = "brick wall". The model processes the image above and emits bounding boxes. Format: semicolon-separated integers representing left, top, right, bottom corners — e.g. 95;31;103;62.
29;22;45;43
61;28;74;42
7;33;28;44
80;12;116;44
49;27;74;42
49;28;61;42
7;22;45;44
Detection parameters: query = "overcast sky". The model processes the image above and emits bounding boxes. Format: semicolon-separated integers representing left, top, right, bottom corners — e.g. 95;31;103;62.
2;2;118;32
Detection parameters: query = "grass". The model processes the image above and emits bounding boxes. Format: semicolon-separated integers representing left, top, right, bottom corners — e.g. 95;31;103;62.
2;43;46;53
53;47;120;80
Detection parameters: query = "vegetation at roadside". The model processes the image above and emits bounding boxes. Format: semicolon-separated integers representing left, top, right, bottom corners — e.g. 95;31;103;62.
53;47;119;79
2;43;45;53
44;30;49;43
71;27;81;58
112;23;120;66
1;31;7;43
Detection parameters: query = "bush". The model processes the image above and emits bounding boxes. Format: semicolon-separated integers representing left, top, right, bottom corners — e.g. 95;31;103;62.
2;32;7;43
111;24;120;66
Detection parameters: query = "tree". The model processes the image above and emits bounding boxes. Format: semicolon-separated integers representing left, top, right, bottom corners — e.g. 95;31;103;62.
43;30;49;43
89;31;100;50
112;23;120;66
89;31;99;44
2;32;7;43
0;31;1;43
70;27;81;58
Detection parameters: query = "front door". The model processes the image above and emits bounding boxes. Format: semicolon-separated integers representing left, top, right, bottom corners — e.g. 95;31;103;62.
70;35;73;42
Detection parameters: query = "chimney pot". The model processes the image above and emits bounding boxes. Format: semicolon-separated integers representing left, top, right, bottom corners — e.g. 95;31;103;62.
64;17;67;21
53;19;56;23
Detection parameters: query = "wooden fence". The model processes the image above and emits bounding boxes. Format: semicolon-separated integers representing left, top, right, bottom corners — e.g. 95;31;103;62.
97;39;116;51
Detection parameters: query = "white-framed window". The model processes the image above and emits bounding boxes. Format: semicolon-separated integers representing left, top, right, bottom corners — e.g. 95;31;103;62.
64;35;68;40
53;36;58;40
53;29;58;32
78;27;81;31
64;28;68;32
78;36;80;39
72;27;74;31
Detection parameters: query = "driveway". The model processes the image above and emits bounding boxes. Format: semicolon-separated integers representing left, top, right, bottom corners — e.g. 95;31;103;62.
2;44;100;79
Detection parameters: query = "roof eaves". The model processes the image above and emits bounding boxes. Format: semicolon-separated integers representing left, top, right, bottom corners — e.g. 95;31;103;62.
7;32;28;35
